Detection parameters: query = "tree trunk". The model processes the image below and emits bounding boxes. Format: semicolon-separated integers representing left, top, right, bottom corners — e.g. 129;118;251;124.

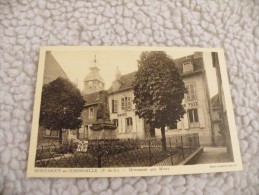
149;127;155;137
59;129;63;145
161;126;167;151
77;128;80;139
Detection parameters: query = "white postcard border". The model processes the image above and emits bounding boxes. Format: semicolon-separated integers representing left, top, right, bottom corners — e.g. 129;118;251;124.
27;46;243;178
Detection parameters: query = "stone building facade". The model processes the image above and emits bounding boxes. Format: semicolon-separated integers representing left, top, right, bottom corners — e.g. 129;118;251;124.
161;52;212;145
80;57;109;139
80;91;110;139
108;52;213;145
210;94;226;146
108;71;146;139
212;52;233;159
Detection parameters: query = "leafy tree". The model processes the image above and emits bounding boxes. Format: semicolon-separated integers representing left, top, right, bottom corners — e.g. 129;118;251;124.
133;51;187;151
39;77;85;144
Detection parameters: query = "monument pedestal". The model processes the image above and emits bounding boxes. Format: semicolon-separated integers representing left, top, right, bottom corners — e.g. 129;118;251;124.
90;119;117;139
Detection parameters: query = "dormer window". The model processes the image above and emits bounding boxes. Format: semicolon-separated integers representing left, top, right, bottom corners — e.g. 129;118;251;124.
182;61;193;73
89;107;94;118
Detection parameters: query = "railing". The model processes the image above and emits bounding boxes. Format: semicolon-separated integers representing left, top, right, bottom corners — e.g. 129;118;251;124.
35;133;200;168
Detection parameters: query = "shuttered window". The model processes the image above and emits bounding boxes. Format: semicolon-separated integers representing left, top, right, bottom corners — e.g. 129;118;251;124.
183;62;193;73
188;109;199;123
113;119;118;127
112;100;118;113
121;98;125;110
125;117;133;133
186;83;197;101
121;97;132;111
126;97;131;111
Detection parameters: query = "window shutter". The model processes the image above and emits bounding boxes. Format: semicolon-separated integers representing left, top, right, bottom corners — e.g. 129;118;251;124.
121;98;125;110
127;97;131;110
119;119;122;133
184;114;189;129
122;119;125;133
198;108;205;128
112;100;114;113
46;129;51;136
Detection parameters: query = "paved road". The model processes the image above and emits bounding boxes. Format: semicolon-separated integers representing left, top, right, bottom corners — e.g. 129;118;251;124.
196;147;232;164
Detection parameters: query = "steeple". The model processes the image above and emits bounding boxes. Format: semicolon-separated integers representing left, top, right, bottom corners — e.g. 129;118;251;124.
89;55;100;72
83;55;105;94
111;67;123;92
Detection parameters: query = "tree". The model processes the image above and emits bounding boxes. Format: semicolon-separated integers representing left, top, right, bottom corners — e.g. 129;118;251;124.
133;51;187;151
39;77;85;144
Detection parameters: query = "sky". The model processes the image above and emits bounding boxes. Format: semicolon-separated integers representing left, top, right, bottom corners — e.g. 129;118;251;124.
51;48;218;98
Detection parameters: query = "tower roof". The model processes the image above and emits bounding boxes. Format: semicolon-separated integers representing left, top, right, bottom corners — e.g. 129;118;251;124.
84;71;105;83
84;55;104;83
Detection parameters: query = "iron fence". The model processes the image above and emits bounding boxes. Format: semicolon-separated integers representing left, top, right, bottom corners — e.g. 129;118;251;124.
35;133;200;168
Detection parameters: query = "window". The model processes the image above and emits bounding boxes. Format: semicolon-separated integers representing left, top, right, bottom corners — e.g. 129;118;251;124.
169;123;177;130
126;97;131;111
113;119;118;127
125;117;133;133
188;109;199;123
121;98;125;111
43;129;59;137
88;81;93;85
182;61;193;73
185;83;197;101
121;97;132;111
89;107;94;118
112;100;118;113
71;130;77;135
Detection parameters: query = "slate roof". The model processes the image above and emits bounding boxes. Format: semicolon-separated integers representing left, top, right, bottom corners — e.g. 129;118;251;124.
84;66;105;83
108;71;137;93
173;54;204;75
43;51;69;84
108;53;204;94
83;90;108;106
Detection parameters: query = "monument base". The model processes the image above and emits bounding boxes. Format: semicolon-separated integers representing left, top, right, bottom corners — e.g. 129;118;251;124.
89;119;117;139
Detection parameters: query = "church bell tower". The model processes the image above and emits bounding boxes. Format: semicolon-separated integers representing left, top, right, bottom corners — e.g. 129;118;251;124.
83;55;105;94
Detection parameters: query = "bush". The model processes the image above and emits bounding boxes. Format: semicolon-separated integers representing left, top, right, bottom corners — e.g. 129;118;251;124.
87;139;140;156
59;141;78;154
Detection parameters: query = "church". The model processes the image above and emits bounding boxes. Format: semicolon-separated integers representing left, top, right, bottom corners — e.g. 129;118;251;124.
79;56;108;139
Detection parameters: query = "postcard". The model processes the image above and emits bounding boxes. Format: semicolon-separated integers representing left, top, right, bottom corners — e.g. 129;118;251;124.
27;46;243;177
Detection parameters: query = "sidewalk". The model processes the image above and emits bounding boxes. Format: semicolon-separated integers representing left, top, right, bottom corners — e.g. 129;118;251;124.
154;147;232;166
195;147;232;164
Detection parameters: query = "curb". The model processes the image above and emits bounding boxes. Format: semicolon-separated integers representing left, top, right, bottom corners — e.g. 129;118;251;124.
178;146;204;165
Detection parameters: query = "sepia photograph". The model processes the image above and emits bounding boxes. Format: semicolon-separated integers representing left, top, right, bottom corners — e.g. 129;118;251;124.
27;46;242;177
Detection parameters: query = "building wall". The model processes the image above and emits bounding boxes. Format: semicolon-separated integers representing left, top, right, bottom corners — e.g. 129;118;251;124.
84;80;104;94
155;73;212;146
211;107;226;146
80;105;98;139
212;52;233;159
107;72;212;145
37;127;60;145
108;90;145;139
81;105;97;125
37;127;78;145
